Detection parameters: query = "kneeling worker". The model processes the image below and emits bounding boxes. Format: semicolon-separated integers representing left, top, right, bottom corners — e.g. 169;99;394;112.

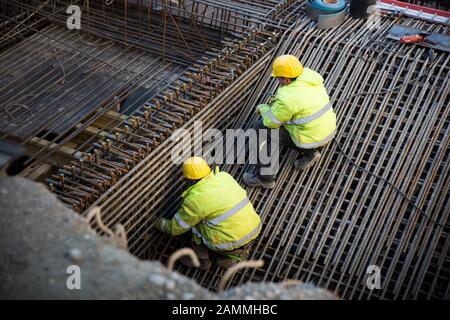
244;55;337;188
156;157;261;269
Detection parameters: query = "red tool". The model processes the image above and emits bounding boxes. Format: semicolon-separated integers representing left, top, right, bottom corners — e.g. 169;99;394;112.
400;33;435;44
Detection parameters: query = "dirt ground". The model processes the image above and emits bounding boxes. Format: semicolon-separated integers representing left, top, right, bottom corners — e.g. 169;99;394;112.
0;176;337;299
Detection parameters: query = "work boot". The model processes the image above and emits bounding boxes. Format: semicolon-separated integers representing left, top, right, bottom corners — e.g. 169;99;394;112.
242;172;276;189
179;255;211;270
179;244;211;270
294;151;321;171
215;249;250;268
215;256;239;268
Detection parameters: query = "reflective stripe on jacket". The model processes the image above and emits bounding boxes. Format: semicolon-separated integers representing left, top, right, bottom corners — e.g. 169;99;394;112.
162;167;261;252
259;68;337;149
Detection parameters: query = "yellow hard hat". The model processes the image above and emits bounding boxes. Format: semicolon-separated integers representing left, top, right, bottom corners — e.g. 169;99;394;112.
182;157;211;180
271;55;304;78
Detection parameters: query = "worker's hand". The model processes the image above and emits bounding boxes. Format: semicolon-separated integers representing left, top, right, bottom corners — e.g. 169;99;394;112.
155;218;169;233
268;96;277;105
258;104;270;115
256;104;267;115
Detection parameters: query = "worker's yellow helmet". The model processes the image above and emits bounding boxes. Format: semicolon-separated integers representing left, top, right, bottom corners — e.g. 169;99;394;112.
182;157;211;180
271;55;304;78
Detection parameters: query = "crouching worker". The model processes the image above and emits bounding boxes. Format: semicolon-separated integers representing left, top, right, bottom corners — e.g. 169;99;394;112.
155;157;261;270
243;55;337;188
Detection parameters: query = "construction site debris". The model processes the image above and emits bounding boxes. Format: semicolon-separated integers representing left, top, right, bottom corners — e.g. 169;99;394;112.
0;175;338;300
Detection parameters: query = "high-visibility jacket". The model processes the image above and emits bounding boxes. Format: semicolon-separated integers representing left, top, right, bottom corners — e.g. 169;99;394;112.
259;68;336;149
158;167;261;252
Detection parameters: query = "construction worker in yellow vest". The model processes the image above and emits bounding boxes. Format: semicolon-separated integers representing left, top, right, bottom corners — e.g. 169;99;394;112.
155;157;261;270
243;55;337;188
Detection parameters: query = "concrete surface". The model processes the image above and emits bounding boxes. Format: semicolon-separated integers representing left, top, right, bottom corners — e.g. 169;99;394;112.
0;176;338;300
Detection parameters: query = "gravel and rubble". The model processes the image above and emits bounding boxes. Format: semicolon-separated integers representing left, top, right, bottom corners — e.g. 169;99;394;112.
0;176;338;300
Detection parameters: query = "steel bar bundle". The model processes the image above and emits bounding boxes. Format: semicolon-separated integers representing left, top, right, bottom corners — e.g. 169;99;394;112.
401;0;450;10
4;0;294;65
4;1;298;212
0;0;50;49
0;0;448;300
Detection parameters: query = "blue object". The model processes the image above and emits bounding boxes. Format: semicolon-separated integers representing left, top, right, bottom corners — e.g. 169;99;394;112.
308;0;346;12
306;0;347;29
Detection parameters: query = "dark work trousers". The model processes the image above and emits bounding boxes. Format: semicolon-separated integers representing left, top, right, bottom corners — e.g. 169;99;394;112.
253;119;325;182
191;241;253;268
178;231;255;269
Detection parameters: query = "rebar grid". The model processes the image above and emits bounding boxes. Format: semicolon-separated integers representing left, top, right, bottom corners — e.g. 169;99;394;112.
0;0;50;49
226;18;449;300
1;1;448;299
0;23;184;182
91;14;448;299
5;0;294;65
6;0;299;211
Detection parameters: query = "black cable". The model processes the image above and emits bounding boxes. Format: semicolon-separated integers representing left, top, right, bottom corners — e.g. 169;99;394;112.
341;50;438;102
341;73;427;102
333;51;448;230
334;140;448;230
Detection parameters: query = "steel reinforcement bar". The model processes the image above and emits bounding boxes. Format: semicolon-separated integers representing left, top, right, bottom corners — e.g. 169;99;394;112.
99;15;448;299
17;0;302;212
8;1;447;299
